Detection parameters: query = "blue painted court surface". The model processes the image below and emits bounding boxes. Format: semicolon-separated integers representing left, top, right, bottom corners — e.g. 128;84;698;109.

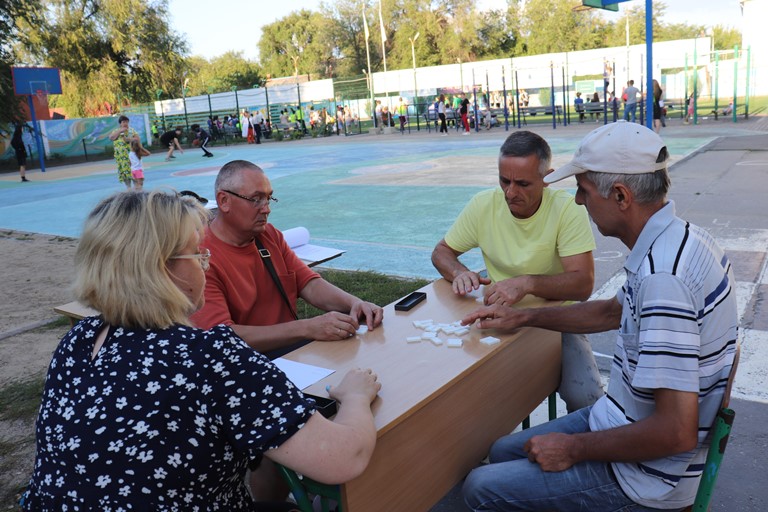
0;125;750;279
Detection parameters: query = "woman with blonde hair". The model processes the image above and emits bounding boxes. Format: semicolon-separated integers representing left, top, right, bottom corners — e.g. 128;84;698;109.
22;190;380;511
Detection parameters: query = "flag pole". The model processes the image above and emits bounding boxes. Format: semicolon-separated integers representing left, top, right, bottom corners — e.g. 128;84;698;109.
363;8;375;127
379;0;390;111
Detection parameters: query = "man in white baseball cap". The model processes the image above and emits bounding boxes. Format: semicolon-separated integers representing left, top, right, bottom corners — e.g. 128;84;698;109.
461;121;739;511
545;119;669;185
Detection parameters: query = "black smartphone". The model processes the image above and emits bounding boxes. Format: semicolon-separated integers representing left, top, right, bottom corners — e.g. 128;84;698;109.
304;394;338;418
394;291;427;311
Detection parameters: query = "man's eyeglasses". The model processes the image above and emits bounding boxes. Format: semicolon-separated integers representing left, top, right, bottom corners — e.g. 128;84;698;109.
169;248;212;271
222;189;278;208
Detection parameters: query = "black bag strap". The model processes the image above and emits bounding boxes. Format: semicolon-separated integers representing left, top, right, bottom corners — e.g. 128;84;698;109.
255;237;298;320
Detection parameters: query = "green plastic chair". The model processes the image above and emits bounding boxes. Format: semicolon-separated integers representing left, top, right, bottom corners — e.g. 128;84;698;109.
276;464;342;512
684;344;740;512
522;391;558;430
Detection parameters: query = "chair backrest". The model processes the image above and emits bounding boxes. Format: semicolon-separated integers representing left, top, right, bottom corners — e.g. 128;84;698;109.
277;464;342;512
687;343;740;512
721;343;740;409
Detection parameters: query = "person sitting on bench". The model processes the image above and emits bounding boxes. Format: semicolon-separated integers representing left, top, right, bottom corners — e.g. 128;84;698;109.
574;92;585;123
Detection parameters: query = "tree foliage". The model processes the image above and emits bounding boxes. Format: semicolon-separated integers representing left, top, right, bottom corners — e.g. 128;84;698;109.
184;52;264;96
0;0;40;124
7;0;741;119
258;9;336;79
518;0;608;54
14;0;188;117
712;25;741;51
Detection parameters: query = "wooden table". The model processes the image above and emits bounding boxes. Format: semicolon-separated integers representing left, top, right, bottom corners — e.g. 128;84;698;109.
285;279;561;512
53;301;99;326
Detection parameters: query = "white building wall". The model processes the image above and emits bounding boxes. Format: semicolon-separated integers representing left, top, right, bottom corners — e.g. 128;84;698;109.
155;35;761;117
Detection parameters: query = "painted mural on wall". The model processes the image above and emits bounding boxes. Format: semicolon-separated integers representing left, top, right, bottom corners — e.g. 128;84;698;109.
2;114;148;161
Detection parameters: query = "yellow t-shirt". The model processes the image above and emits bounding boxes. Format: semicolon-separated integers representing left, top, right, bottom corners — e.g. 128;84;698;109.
444;187;595;283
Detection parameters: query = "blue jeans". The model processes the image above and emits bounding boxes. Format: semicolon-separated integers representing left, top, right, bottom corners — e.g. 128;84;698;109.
462;408;682;511
624;103;637;122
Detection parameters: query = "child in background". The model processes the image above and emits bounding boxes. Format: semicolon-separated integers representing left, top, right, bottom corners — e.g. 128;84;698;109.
128;139;150;190
191;124;213;157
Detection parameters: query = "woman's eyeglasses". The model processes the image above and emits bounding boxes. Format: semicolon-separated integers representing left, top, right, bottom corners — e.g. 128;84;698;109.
169;248;211;271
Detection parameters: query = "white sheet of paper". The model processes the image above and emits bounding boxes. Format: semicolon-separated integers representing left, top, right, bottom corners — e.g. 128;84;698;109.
293;243;345;263
281;226;345;264
273;357;335;390
282;226;311;248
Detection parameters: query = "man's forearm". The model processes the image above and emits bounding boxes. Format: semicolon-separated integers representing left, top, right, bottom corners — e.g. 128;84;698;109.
524;271;593;303
431;241;469;282
566;390;699;465
526;298;621;334
300;279;358;313
231;321;309;353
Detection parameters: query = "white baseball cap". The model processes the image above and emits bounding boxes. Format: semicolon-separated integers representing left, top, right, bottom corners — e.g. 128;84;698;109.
544;120;669;184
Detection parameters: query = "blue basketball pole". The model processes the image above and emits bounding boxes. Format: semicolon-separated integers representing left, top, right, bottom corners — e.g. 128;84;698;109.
27;95;46;173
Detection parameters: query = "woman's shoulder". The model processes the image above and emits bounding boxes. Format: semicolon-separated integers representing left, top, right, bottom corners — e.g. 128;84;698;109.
155;324;258;360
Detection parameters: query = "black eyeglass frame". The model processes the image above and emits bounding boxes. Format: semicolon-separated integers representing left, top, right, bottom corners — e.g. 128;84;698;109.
221;189;278;208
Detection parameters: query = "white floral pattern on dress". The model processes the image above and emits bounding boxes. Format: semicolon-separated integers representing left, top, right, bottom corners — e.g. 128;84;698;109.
22;319;314;510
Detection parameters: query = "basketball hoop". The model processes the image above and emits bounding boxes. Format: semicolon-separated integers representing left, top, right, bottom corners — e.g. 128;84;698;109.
35;89;48;103
572;4;593;11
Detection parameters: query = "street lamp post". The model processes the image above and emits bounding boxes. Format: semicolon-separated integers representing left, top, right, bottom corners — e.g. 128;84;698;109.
263;76;272;130
409;32;420;130
363;69;374;129
231;86;240;116
291;55;302;111
156;89;166;131
625;12;630;85
181;74;190;131
291;55;304;133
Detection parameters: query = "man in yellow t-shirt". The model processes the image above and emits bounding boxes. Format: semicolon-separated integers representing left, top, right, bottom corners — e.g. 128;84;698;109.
431;130;603;412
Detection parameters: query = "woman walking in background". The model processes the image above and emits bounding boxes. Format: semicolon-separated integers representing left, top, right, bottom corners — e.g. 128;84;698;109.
438;94;448;136
652;79;663;133
460;93;471;135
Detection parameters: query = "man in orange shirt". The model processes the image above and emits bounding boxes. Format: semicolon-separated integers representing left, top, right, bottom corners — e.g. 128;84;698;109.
191;160;383;358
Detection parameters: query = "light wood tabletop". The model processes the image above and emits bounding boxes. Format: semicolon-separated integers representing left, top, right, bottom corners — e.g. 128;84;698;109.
285;278;562;511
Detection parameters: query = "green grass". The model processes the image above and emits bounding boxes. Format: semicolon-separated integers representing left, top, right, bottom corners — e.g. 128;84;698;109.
0;378;45;423
296;269;430;319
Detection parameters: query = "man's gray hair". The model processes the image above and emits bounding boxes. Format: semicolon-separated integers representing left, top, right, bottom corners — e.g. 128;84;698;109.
215;160;263;192
499;131;552;176
585;168;671;204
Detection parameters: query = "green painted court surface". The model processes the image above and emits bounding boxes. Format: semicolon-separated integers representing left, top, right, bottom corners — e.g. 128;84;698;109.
0;125;744;278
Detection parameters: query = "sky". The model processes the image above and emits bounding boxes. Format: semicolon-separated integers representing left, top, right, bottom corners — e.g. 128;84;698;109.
166;0;744;62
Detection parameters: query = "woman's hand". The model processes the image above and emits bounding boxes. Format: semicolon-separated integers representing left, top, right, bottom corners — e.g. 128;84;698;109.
328;368;381;405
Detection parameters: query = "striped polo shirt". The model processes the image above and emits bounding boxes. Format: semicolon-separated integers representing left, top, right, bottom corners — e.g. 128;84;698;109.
589;201;738;509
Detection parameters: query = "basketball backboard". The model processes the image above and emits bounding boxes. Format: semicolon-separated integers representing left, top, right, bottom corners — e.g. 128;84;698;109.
581;0;619;11
11;67;63;96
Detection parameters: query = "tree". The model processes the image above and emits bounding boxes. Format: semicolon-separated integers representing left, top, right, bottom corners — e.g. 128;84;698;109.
712;25;741;52
184;52;264;96
518;0;607;55
0;0;40;124
258;9;336;79
14;0;188;117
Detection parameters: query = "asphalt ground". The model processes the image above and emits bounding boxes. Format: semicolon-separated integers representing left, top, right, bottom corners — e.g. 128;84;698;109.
1;115;766;510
